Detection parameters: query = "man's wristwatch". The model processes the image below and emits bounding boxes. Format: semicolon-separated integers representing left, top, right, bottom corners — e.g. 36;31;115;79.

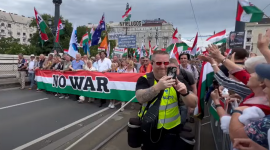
180;91;190;97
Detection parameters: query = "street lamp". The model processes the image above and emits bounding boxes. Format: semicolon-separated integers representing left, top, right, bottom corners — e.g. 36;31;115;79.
51;0;62;53
155;27;159;46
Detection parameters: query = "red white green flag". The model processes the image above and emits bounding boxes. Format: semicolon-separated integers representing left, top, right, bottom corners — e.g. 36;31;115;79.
34;8;48;44
122;7;132;21
194;62;215;119
35;70;143;102
206;30;227;44
236;0;264;22
55;19;64;43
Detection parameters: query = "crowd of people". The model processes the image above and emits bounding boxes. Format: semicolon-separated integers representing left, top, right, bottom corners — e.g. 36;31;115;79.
17;29;270;150
196;29;270;150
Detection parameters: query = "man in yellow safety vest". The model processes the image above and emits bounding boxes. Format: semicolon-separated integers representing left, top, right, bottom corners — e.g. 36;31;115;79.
135;50;198;150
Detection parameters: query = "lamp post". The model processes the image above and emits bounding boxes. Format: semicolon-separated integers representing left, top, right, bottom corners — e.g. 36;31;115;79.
155;27;159;46
48;0;63;53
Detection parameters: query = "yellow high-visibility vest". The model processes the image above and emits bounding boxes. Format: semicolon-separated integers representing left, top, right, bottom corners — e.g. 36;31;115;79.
138;75;181;129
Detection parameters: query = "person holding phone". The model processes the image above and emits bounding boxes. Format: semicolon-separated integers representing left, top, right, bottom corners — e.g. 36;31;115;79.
135;50;198;150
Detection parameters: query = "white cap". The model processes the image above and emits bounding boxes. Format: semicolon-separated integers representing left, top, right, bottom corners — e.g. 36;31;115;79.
30;54;35;57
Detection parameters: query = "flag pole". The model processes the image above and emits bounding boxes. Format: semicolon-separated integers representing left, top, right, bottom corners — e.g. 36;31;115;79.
43;18;64;52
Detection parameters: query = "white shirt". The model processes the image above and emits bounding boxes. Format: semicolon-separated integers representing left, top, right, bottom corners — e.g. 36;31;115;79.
97;58;112;72
28;60;35;73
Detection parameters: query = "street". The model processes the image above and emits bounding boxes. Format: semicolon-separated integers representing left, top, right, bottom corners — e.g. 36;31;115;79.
0;88;109;150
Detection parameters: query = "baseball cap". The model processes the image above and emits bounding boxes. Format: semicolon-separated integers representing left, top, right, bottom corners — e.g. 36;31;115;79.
255;63;270;80
30;54;35;57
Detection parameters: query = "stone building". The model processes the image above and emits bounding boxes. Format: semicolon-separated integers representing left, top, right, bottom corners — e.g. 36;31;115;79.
245;18;270;55
87;18;176;49
0;10;36;45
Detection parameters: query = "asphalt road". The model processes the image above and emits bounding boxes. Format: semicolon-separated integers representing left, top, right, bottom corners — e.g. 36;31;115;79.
0;88;108;150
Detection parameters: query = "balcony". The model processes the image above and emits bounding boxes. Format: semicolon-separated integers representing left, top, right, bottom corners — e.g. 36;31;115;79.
0;32;6;36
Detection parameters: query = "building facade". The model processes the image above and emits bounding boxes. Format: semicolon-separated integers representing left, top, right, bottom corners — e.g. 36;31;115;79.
245;18;270;56
87;18;175;49
0;10;36;45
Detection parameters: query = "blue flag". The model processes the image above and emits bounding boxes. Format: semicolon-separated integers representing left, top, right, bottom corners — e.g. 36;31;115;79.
91;14;106;46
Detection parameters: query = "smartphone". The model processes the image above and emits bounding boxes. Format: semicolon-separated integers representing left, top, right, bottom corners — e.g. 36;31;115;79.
167;67;177;79
213;80;221;97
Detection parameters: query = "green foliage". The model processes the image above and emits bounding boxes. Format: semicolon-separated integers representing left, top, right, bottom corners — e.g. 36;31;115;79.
0;14;119;57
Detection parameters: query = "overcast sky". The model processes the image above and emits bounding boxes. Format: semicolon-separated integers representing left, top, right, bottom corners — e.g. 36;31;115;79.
1;0;270;46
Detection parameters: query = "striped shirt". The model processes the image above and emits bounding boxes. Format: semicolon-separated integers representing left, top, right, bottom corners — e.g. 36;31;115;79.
214;70;252;99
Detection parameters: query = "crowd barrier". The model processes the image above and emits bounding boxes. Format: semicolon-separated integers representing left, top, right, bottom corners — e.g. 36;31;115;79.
208;99;233;150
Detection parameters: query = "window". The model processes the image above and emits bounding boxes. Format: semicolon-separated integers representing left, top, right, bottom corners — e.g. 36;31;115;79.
246;38;251;42
246;46;251;50
29;34;32;37
17;32;20;36
23;33;26;36
17;38;20;42
1;30;4;33
23;38;26;42
247;30;252;34
1;23;4;26
8;24;11;28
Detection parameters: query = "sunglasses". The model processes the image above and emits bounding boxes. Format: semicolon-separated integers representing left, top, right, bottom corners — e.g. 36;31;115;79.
155;61;169;66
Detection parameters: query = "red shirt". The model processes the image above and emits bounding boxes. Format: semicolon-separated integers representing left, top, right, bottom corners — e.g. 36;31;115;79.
233;70;270;115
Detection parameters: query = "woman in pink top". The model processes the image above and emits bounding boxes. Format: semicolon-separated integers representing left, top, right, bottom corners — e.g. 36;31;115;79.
124;60;137;73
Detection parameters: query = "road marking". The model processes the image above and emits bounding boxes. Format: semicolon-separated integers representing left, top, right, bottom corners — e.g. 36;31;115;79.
0;98;49;110
13;104;116;150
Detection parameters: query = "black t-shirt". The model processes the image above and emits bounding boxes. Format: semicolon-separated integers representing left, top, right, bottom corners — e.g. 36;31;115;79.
136;76;151;91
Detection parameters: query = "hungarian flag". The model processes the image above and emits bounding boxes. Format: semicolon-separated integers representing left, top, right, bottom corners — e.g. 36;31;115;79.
148;41;153;59
122;7;132;21
166;43;189;56
80;33;90;54
89;26;94;43
55;19;64;43
236;0;264;22
171;28;179;44
152;45;158;51
191;32;198;55
194;62;215;119
34;8;48;45
169;43;180;64
206;30;228;44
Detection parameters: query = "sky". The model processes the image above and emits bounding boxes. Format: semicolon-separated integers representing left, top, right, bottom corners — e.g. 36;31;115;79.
1;0;270;46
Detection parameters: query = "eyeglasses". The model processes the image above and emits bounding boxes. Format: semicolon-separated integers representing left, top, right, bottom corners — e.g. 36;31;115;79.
143;60;149;62
154;61;169;66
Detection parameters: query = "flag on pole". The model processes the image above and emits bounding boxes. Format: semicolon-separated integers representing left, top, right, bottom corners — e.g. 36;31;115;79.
152;45;158;51
107;42;110;58
191;32;198;55
148;40;153;59
194;62;215;119
91;14;106;46
171;28;179;44
100;36;108;50
236;0;264;22
34;7;48;46
68;25;78;58
169;43;180;64
122;7;132;21
80;33;90;55
55;19;64;43
206;30;228;44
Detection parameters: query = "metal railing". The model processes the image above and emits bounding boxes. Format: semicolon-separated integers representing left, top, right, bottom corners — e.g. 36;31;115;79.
208;99;233;150
0;62;18;79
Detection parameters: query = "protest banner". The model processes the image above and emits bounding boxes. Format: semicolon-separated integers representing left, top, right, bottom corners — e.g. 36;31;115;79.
35;70;144;102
